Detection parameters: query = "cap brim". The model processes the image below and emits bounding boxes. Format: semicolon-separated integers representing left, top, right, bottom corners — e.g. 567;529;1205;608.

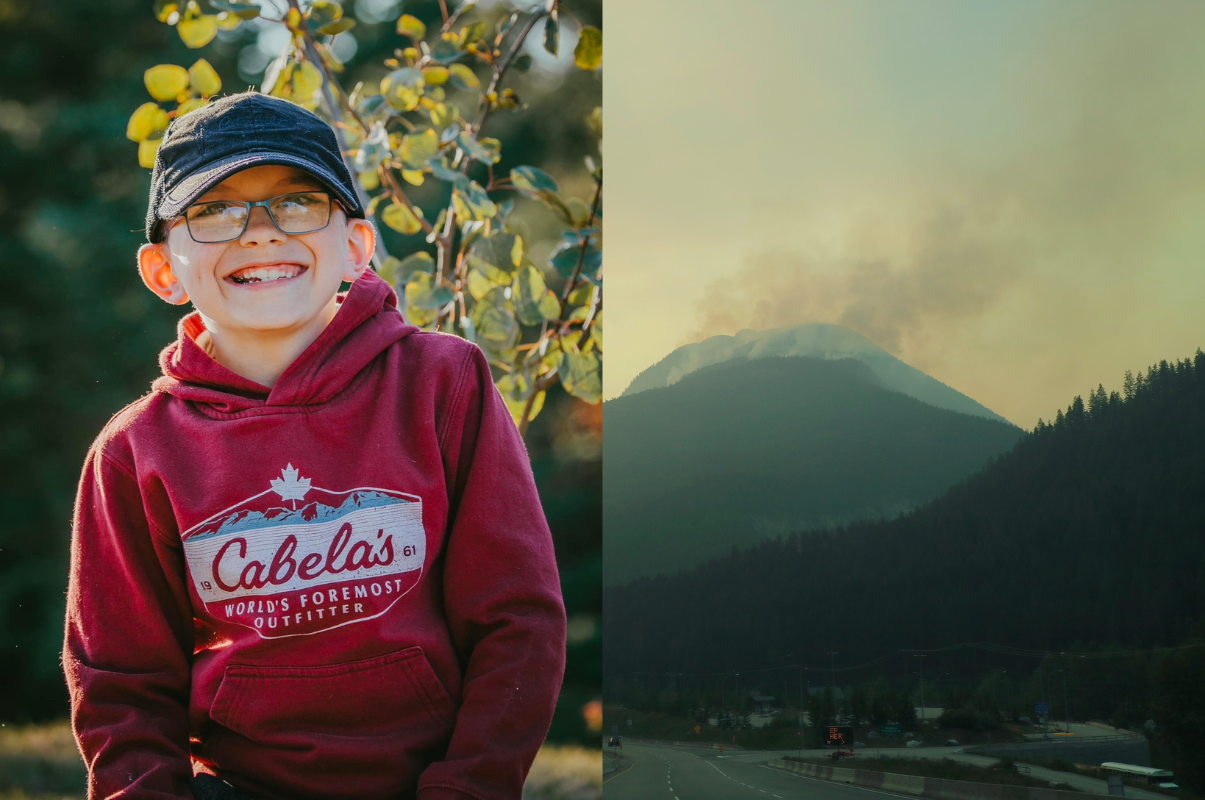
156;150;363;231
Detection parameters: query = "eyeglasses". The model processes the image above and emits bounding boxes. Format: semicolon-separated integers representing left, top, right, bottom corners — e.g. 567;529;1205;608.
183;191;334;243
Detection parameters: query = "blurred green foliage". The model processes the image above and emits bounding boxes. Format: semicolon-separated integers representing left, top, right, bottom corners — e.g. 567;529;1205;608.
0;0;600;746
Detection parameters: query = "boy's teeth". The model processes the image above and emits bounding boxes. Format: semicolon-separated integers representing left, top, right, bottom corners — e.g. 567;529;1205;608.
232;265;303;283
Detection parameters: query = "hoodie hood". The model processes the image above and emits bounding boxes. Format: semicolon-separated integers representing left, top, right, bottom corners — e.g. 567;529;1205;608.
153;269;417;413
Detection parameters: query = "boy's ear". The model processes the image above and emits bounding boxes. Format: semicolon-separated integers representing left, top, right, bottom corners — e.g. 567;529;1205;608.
138;244;190;305
342;218;377;283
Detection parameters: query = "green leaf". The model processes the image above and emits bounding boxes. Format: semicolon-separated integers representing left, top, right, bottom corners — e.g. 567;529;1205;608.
497;372;545;427
510;165;558;193
430;102;458;130
466;265;510;300
448;63;479;90
497;11;518;38
144;64;189;101
153;0;179;23
126;103;168;143
398;251;435;276
574;25;602;70
397;13;426;39
177;13;218;48
318;17;356;35
399;128;440;169
468;233;522;274
549;238;602;278
457;132;500;164
356;93;391;123
421;66;450;85
187;58;221;96
380;67;425;112
559;349;601;404
567;282;594;307
431;36;464;63
540;336;563;371
292;61;324;104
452;179;497;222
375;255;401;286
471;294;519;357
404;271;454;310
381;201;425;235
352;123;390;173
513;53;533;73
138;137;162;169
304;0;342;34
590;311;603;350
543;12;558;56
461;20;488;44
513;265;562;326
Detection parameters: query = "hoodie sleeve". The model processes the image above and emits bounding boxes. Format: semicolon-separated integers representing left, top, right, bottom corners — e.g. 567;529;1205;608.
63;443;195;800
417;346;567;800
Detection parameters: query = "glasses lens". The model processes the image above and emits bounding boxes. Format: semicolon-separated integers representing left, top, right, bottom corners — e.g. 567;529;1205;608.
186;202;249;243
269;192;331;234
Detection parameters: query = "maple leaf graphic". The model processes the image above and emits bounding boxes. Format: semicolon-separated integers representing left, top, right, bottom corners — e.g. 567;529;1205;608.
270;463;311;508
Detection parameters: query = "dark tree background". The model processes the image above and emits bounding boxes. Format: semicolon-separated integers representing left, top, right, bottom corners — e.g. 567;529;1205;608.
0;0;601;745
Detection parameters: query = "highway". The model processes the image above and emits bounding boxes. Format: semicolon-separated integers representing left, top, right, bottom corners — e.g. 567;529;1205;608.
603;737;1166;800
603;740;919;799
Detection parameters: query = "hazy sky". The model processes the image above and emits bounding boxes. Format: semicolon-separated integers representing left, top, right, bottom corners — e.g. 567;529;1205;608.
605;0;1205;427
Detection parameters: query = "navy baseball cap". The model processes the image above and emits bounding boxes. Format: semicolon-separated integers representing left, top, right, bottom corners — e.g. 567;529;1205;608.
145;92;365;243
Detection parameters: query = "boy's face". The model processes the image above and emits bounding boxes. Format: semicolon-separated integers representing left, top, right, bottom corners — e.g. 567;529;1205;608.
138;164;375;335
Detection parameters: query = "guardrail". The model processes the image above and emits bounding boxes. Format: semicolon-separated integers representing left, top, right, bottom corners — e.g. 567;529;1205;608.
767;758;1111;800
620;736;742;750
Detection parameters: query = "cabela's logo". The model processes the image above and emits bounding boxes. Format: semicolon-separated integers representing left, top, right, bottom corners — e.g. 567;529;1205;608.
182;465;425;638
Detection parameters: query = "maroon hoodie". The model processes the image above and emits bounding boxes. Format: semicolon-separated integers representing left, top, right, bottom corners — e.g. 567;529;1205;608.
63;270;566;800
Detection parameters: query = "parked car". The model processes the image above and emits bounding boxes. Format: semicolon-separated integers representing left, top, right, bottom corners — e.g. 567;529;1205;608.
946;739;959;746
906;740;922;748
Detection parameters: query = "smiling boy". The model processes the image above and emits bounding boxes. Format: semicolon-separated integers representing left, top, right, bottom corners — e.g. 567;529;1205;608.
63;92;566;800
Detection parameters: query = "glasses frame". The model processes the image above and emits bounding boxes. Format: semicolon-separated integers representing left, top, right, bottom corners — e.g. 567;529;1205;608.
182;190;335;244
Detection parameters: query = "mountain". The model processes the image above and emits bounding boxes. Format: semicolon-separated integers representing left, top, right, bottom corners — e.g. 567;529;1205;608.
620;323;1011;424
604;349;1205;678
603;355;1026;585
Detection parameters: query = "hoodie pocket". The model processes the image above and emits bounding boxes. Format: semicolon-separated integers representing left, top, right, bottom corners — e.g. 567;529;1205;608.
210;646;456;748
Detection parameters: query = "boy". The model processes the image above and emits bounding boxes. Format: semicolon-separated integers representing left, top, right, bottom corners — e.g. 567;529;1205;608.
63;92;567;800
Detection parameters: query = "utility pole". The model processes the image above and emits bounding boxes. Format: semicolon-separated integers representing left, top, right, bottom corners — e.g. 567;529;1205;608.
1038;668;1048;735
827;652;838;722
913;654;927;723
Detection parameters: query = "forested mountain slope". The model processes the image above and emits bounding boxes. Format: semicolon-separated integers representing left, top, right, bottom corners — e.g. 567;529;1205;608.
605;350;1205;676
604;355;1026;584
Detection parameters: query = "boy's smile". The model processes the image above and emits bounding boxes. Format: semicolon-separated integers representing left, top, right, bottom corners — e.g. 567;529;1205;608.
138;163;375;386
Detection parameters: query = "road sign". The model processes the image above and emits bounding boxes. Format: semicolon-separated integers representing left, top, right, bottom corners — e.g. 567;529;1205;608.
694;725;700;734
627;719;633;726
1035;703;1050;715
882;725;902;736
825;725;854;746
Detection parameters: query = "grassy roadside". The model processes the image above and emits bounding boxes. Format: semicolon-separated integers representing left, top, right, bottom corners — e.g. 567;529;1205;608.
784;755;1082;792
0;721;601;800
